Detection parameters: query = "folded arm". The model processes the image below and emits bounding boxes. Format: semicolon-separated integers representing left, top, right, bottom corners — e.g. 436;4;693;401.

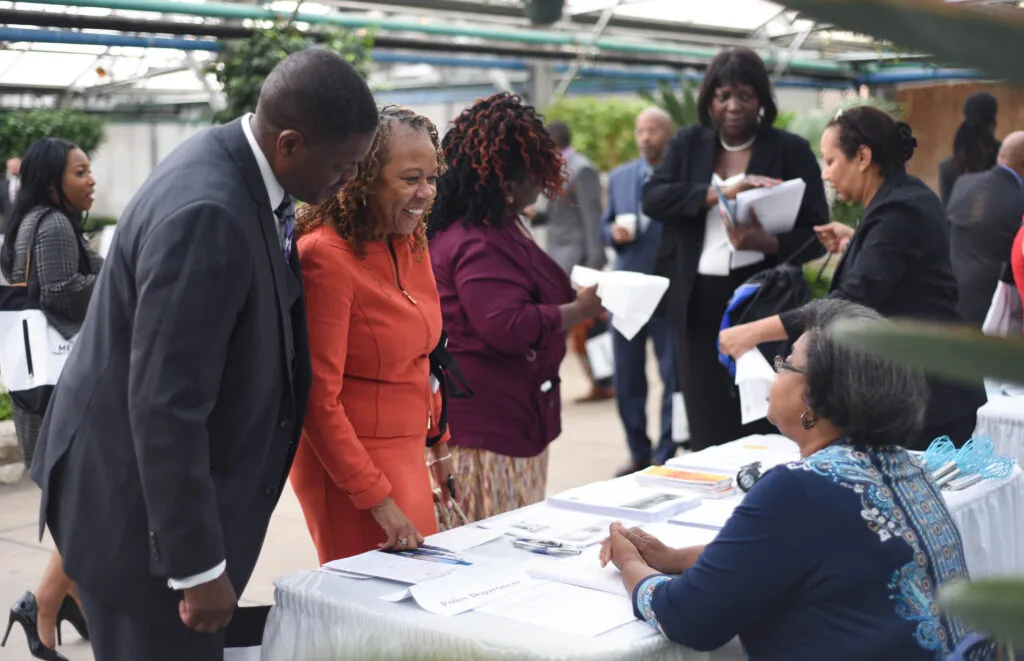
453;235;567;355
128;203;252;583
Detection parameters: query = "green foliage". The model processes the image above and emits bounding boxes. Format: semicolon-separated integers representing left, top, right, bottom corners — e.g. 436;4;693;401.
938;580;1024;650
207;23;375;124
0;390;10;422
543;96;647;172
0;110;106;161
638;80;700;128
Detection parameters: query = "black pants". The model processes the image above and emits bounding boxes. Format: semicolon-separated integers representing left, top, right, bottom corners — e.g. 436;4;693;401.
675;269;777;451
910;412;978;452
78;587;224;661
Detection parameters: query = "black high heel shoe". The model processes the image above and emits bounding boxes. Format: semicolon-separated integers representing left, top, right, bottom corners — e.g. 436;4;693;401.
55;595;88;645
1;591;68;661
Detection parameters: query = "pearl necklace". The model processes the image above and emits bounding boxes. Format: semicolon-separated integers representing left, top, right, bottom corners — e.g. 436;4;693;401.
719;133;756;152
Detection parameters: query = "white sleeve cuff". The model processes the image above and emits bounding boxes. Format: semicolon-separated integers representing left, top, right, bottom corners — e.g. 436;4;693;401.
167;561;227;590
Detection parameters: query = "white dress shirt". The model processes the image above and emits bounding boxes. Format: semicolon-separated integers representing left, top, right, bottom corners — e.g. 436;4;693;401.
166;115;286;591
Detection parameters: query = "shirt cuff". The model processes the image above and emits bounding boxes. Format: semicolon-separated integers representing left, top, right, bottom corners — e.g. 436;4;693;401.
167;561;226;590
632;574;673;636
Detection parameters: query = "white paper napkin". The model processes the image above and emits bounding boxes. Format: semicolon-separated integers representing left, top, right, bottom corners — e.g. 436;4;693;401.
570;266;670;341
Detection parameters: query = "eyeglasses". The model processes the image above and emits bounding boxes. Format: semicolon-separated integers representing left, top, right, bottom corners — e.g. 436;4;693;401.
773;355;806;375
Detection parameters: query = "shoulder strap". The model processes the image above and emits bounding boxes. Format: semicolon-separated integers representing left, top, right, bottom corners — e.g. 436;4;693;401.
19;209;61;286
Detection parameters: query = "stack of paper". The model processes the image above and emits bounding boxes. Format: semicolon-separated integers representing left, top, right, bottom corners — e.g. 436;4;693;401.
734;178;807;235
668;497;743;531
634;465;734;497
547;480;702;522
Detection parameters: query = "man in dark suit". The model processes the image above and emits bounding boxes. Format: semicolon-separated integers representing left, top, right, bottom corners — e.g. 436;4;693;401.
947;130;1024;327
603;108;679;475
30;49;378;660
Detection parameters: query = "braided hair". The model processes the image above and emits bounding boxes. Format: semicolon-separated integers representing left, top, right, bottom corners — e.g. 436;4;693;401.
429;92;567;235
295;104;444;258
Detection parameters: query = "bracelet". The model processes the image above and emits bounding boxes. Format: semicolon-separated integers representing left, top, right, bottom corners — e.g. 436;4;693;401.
427;454;452;467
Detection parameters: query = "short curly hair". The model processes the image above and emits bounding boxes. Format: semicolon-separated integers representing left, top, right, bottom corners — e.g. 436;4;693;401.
296;104;444;258
428;92;567;235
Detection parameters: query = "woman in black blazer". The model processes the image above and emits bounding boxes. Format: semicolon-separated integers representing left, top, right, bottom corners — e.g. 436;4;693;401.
642;47;829;450
720;106;987;449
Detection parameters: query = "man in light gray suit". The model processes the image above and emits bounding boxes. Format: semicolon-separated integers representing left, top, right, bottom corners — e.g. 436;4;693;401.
535;121;612;401
30;49;378;660
537;121;607;274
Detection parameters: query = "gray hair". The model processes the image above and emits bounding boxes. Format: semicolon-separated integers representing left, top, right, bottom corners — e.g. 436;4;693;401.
797;299;929;447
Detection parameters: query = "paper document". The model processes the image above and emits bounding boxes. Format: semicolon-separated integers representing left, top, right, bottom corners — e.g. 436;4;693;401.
734;349;776;425
479;581;636;638
408;559;533;617
734;178;807;235
323;545;488;584
423;525;505;551
669;497;743;530
570;266;670;341
530;522;718;596
480;503;619;547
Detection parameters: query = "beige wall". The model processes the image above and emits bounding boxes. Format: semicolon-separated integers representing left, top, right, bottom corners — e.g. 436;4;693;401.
894;82;1024;194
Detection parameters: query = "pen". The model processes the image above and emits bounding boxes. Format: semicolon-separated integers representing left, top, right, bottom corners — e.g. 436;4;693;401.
447;474;458;501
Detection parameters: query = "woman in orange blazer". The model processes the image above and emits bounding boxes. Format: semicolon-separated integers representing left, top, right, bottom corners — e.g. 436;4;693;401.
291;105;454;563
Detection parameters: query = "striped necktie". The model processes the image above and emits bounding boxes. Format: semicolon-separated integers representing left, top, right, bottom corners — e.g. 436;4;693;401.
275;195;295;262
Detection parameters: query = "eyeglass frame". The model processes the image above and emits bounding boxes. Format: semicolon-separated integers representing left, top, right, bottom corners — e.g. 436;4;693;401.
773;355;806;375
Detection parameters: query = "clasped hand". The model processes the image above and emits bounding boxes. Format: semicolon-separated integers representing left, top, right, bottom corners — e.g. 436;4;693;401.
599;522;676;574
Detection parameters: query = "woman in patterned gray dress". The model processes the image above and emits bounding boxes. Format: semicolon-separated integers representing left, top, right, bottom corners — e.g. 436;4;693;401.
0;138;100;660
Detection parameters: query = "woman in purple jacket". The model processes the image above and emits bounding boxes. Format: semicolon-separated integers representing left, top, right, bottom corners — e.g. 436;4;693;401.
428;92;604;521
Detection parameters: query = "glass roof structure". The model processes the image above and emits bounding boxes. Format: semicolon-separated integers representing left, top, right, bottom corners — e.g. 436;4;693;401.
0;0;1016;115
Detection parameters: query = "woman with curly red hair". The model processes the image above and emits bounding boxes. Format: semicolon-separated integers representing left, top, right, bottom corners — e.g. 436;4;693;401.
290;105;454;562
429;92;604;521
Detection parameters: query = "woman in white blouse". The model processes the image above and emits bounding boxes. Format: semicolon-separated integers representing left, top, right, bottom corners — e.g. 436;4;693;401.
641;47;829;450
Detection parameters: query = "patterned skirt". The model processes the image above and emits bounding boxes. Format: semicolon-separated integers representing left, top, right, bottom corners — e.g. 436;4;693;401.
441;446;549;525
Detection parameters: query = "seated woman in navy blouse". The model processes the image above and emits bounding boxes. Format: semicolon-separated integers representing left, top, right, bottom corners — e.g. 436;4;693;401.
601;299;981;661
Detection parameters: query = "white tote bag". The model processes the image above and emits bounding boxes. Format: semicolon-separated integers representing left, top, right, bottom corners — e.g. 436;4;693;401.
0;211;82;413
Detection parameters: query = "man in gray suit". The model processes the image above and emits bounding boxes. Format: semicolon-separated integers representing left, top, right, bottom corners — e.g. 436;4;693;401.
30;49;378;660
535;121;612;401
537;121;606;274
947;131;1024;326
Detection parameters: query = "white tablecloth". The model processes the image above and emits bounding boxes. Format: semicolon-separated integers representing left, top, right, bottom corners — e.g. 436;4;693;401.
262;538;704;661
262;436;1024;660
976;394;1024;467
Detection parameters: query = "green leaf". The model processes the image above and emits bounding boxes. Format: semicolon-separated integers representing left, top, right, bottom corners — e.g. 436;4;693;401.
938;580;1024;645
0;110;106;160
830;318;1024;386
777;0;1024;84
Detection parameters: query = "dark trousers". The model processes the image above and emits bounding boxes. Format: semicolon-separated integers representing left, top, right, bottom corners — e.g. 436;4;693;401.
612;316;678;465
676;269;777;451
78;587;224;661
910;412;978;452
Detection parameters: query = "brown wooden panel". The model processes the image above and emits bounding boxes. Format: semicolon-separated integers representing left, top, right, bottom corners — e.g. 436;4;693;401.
894;82;1024;194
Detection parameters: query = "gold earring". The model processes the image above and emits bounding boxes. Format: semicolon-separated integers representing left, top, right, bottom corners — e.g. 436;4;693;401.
505;194;514;205
800;410;817;430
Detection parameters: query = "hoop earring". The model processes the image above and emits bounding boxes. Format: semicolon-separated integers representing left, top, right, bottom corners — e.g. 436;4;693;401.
800;410;817;430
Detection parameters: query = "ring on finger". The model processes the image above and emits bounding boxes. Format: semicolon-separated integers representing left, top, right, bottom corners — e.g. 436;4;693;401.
400;537;409;546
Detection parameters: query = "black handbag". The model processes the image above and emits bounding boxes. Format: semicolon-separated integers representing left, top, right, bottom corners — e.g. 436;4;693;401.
425;330;473;447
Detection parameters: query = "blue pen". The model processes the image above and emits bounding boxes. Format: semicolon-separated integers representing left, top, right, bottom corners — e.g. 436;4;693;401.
511;537;582;557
